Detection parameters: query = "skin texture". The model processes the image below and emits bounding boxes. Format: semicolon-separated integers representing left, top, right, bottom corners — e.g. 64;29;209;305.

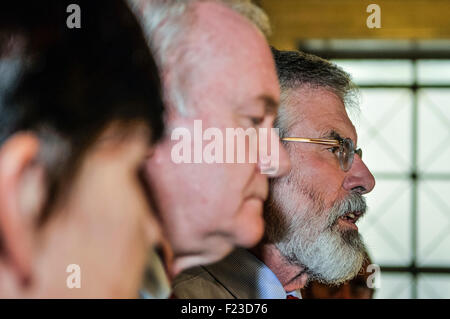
145;2;290;276
254;87;375;292
0;124;165;298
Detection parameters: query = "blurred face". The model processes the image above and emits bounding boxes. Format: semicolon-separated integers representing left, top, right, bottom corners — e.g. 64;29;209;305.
24;124;163;298
146;2;290;274
266;87;375;285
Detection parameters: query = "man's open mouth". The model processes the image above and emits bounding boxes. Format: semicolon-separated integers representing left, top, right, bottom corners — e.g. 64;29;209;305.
338;211;363;230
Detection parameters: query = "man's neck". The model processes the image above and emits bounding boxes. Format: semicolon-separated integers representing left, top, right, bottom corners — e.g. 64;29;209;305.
250;243;308;292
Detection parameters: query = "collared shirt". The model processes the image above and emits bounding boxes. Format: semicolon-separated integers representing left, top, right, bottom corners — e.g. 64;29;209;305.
173;248;302;299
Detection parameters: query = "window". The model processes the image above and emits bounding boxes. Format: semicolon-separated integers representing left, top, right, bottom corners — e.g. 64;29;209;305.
332;58;450;298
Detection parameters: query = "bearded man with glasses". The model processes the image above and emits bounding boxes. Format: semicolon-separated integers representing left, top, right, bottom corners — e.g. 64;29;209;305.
173;48;376;299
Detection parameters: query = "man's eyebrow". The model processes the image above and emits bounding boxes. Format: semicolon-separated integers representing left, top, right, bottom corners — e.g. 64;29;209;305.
320;129;343;140
258;95;279;115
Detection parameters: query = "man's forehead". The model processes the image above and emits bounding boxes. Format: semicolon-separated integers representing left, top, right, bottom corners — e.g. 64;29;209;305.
287;87;358;143
302;116;358;144
185;2;280;116
192;1;256;37
191;1;272;64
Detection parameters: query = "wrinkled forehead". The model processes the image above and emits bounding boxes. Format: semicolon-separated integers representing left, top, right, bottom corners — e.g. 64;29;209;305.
287;86;358;144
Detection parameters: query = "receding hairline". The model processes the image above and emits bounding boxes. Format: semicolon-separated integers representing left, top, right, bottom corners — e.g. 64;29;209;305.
170;1;274;110
190;0;268;50
130;0;272;117
272;48;360;138
276;83;354;140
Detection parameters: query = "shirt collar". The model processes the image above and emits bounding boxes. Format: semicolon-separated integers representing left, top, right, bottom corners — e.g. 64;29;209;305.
204;248;301;299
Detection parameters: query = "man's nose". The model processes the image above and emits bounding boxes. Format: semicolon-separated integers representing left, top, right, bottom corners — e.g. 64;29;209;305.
342;154;375;194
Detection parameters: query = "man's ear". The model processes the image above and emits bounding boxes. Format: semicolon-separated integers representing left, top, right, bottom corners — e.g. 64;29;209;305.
0;132;45;285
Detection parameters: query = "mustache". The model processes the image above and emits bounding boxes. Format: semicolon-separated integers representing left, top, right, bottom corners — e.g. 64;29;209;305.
327;193;367;228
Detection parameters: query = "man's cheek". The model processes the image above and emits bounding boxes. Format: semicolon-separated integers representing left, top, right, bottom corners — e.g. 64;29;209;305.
305;161;343;194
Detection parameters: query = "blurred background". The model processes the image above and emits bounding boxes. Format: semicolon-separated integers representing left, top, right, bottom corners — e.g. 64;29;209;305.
257;0;450;298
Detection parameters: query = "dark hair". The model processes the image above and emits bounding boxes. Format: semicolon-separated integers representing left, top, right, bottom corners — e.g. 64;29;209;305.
270;47;358;138
0;0;165;223
271;47;357;102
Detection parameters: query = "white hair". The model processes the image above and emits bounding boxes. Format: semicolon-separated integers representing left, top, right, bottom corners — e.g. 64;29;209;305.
127;0;198;115
128;0;271;116
266;180;368;285
221;0;272;37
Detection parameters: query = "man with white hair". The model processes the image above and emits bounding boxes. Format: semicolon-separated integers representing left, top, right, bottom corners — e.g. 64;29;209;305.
173;48;375;299
128;0;290;288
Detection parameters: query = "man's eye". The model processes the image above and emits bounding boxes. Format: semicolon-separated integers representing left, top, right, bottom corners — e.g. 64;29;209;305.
327;147;339;153
250;116;264;126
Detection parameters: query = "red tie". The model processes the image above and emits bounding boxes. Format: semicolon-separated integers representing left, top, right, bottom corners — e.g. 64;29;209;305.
286;295;299;299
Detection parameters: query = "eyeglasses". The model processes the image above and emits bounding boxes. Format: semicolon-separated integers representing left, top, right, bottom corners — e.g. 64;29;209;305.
281;137;362;172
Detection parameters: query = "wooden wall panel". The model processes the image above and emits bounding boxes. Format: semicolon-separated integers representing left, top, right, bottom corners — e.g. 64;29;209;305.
258;0;450;50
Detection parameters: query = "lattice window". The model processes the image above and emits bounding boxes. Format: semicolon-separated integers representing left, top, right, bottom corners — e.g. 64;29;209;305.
332;59;450;299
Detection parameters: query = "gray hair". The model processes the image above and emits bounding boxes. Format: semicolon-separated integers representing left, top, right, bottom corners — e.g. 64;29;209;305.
128;0;271;116
127;0;197;116
221;0;271;38
271;48;359;138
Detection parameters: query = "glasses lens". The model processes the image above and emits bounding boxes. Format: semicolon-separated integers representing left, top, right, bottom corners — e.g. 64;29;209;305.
339;138;355;171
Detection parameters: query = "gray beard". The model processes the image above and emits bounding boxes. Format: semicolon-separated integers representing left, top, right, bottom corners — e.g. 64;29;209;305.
265;190;368;286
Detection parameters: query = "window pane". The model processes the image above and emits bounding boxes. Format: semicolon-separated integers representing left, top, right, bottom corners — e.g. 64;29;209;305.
418;274;450;298
350;88;412;174
417;60;450;85
418;181;450;267
374;273;412;299
333;60;414;85
329;58;450;295
418;89;450;174
359;179;411;266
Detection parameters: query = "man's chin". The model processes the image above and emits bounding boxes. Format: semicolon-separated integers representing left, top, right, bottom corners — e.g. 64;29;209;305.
278;231;366;286
311;250;365;285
